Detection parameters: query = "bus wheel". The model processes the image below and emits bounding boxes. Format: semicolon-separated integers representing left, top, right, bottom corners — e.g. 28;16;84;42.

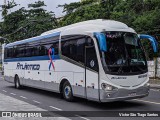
15;76;21;89
63;81;74;102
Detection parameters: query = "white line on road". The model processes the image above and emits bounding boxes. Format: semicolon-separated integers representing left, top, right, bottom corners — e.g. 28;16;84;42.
20;96;27;99
2;90;7;92
75;115;90;120
10;93;16;96
33;100;41;104
49;106;62;111
134;99;160;105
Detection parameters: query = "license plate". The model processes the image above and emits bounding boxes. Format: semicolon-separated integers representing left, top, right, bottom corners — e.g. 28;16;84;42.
129;92;136;96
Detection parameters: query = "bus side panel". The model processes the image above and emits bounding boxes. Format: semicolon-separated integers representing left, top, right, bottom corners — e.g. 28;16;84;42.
73;72;85;97
86;70;99;101
30;70;45;88
44;71;58;92
4;62;14;83
24;61;45;88
56;60;85;97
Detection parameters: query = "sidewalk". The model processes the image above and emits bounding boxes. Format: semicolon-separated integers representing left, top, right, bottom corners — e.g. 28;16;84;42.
149;78;160;89
0;93;69;120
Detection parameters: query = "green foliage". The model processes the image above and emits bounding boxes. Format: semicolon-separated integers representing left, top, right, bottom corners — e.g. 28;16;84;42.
28;1;46;8
1;1;18;17
58;0;160;59
0;0;57;43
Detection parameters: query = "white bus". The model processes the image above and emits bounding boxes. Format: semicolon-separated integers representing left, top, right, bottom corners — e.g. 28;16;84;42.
4;19;150;102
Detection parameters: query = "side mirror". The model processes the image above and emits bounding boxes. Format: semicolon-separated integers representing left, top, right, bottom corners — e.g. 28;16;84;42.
139;34;158;53
94;32;107;52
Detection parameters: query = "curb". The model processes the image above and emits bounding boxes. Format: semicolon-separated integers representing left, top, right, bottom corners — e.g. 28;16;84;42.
150;84;160;89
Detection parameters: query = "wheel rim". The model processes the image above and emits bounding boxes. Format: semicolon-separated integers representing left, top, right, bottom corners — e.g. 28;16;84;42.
64;86;71;98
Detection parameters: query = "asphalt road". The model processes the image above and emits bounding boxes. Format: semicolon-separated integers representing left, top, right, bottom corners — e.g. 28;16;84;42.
0;74;160;120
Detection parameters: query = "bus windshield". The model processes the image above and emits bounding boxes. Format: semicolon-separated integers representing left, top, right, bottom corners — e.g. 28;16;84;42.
101;32;147;75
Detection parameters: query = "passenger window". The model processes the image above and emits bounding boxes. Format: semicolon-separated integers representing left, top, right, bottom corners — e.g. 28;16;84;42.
61;35;86;64
6;47;13;58
12;44;26;58
61;40;70;57
4;48;8;59
40;40;59;56
26;42;40;57
76;38;85;63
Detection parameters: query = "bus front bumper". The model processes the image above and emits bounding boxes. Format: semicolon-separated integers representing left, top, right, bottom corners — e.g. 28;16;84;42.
100;86;149;102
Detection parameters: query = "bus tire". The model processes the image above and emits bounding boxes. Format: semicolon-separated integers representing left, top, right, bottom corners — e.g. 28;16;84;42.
62;81;74;102
14;75;21;89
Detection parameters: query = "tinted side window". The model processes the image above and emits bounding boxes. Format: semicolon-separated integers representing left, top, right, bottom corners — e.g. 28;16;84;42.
76;38;85;63
61;35;86;64
6;47;13;59
40;37;59;56
4;48;7;59
14;44;26;58
61;40;70;57
26;42;40;57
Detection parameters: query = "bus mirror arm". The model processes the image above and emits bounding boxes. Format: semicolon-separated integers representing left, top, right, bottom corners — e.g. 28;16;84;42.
139;34;158;53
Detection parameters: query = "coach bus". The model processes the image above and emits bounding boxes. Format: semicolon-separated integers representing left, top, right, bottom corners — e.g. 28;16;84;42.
3;19;151;102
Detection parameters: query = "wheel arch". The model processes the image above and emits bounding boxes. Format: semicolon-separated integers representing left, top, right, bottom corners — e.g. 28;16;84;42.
59;77;71;93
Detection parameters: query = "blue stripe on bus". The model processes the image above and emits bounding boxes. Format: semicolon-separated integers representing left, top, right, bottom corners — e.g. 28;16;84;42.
6;32;61;47
4;55;60;62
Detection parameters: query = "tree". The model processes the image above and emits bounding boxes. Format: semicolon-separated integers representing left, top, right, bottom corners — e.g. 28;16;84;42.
0;1;26;42
20;1;57;38
0;1;57;42
58;0;160;59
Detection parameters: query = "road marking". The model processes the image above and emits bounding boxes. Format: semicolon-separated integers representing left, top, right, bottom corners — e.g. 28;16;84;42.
10;93;16;96
75;115;90;120
49;106;62;111
134;99;160;105
33;100;41;104
2;90;7;92
20;96;27;99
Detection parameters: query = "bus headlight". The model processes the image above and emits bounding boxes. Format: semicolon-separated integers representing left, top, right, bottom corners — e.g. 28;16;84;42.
101;83;118;91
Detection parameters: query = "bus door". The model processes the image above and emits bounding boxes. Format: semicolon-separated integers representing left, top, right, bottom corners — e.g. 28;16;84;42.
85;37;99;101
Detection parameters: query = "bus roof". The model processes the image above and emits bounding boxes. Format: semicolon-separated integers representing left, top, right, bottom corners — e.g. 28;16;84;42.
5;32;60;48
41;19;136;36
5;19;135;47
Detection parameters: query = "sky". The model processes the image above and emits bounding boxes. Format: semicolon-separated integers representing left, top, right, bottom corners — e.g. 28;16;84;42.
0;0;80;20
